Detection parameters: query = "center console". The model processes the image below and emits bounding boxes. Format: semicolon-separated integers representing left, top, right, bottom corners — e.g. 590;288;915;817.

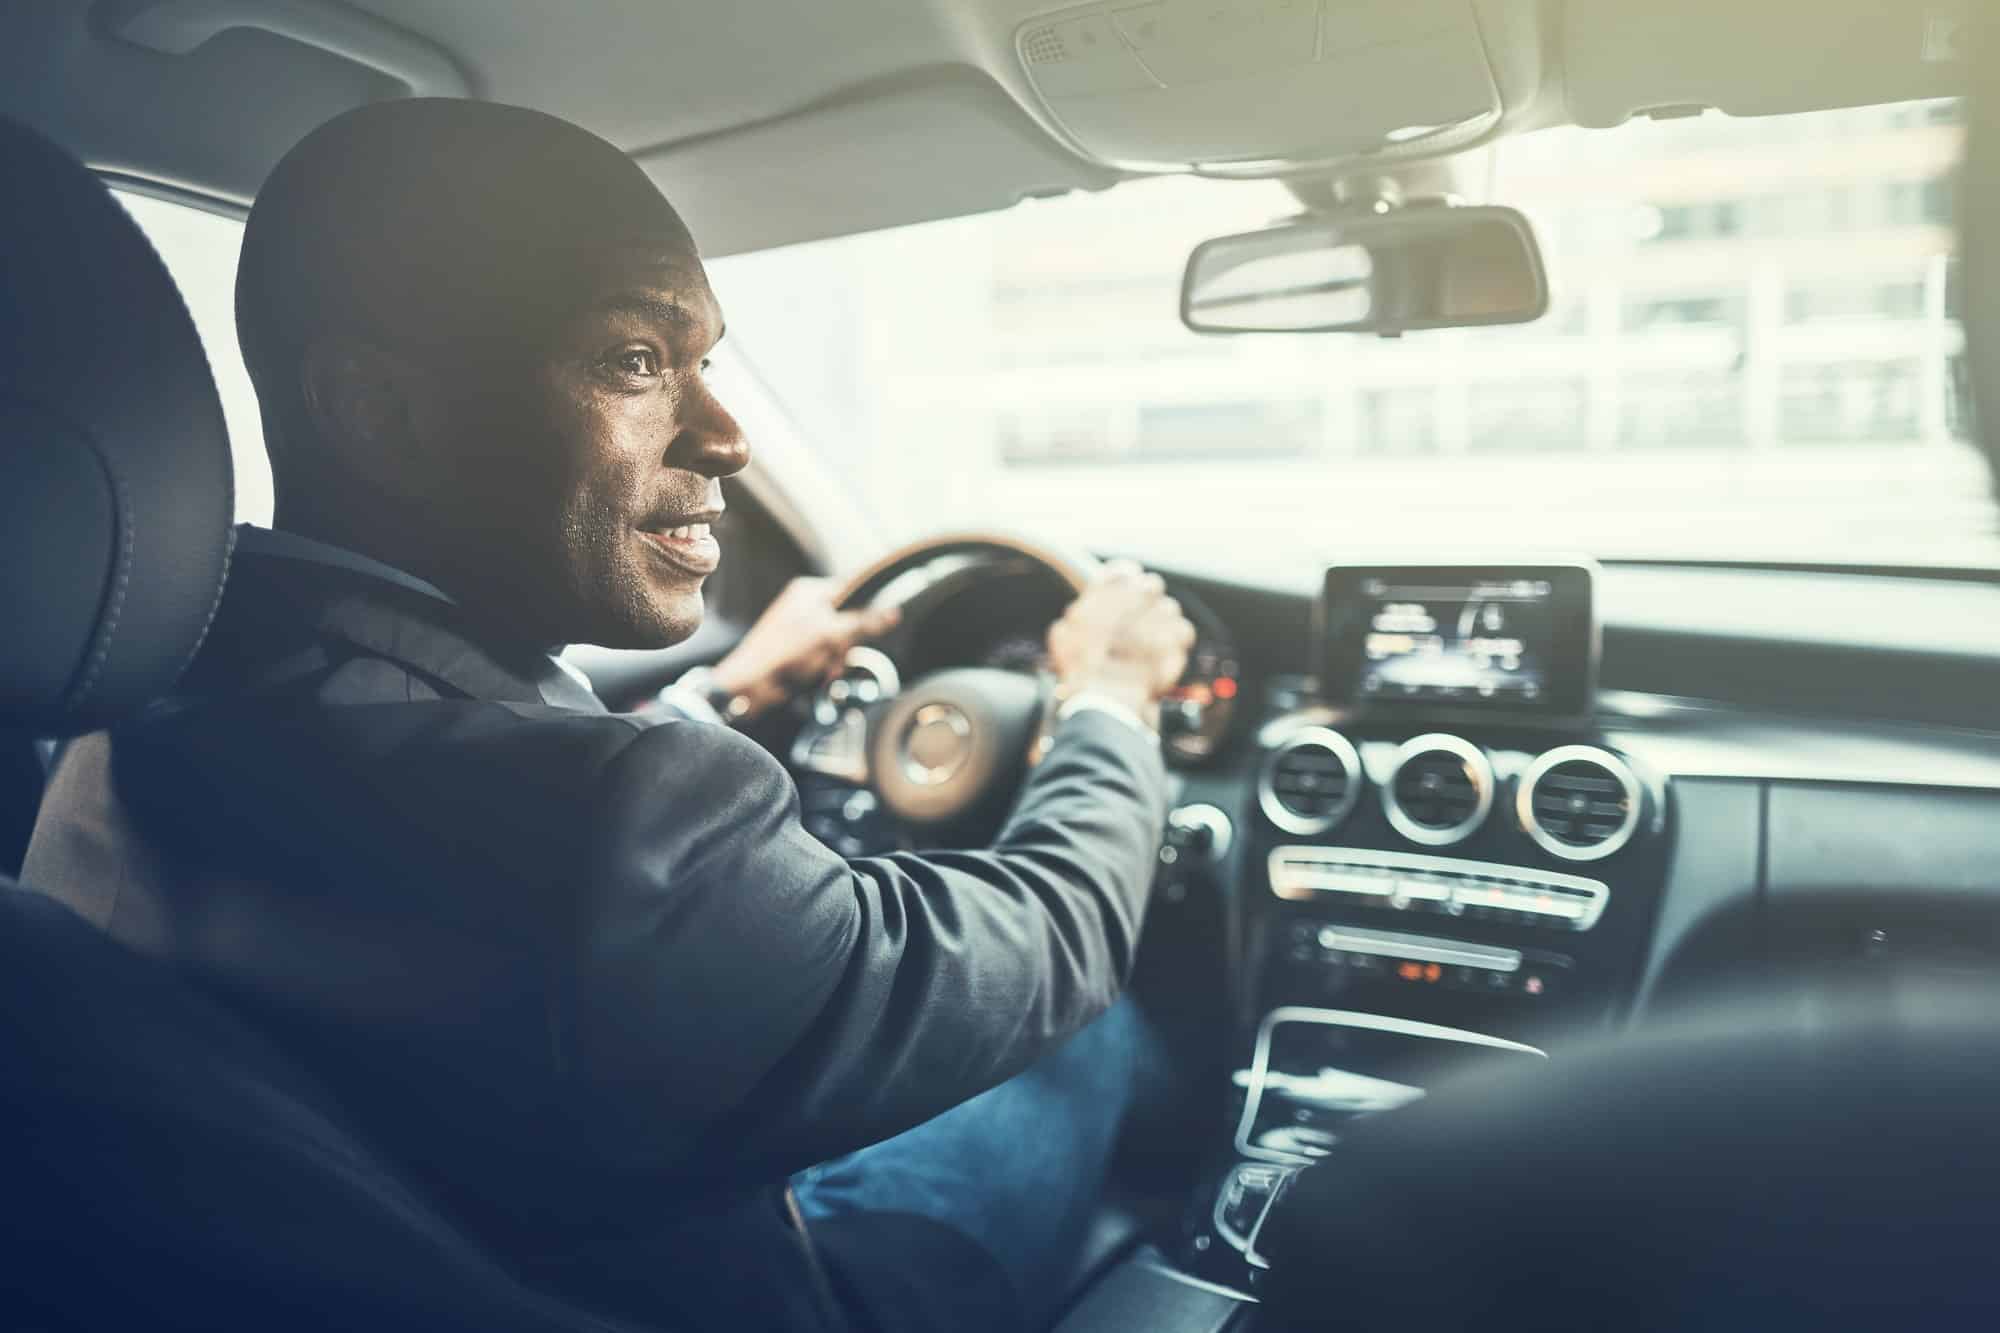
1173;560;1674;1293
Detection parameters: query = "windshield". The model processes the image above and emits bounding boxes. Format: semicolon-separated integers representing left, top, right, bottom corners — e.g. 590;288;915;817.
710;98;1995;577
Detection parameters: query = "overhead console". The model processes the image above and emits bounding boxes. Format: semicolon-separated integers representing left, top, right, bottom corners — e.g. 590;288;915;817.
1012;0;1503;172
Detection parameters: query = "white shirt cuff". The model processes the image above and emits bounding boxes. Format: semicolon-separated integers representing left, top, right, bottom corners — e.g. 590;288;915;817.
1055;691;1157;740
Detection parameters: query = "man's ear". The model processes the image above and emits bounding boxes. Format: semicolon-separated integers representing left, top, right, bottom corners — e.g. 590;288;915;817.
298;338;452;501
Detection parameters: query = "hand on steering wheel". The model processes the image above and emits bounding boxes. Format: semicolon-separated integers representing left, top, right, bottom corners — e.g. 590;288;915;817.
709;577;901;719
790;537;1198;838
1047;560;1198;733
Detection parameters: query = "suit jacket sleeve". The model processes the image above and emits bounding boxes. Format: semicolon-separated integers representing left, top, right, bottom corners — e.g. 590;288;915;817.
562;709;1169;1179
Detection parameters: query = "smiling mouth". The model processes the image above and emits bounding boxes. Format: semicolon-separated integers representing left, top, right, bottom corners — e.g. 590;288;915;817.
637;511;723;576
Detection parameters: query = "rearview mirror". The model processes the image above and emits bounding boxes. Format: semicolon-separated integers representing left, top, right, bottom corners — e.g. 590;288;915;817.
1181;205;1548;335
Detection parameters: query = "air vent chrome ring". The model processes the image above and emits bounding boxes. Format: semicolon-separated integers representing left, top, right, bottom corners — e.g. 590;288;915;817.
1516;745;1643;863
1381;733;1493;848
1258;727;1364;836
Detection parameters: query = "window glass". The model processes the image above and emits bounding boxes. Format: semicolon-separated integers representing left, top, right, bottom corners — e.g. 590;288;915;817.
116;191;274;525
710;98;1993;574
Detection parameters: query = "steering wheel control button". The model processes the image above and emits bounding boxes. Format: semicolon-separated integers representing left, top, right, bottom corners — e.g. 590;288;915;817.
1266;847;1608;931
789;708;871;786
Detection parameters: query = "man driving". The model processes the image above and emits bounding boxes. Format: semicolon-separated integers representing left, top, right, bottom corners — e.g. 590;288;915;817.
26;99;1192;1332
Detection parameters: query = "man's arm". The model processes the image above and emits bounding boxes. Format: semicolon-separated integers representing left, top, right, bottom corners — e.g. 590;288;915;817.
564;706;1166;1177
560;565;1191;1179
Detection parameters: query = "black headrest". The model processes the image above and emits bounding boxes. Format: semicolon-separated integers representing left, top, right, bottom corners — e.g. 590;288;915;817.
0;117;234;736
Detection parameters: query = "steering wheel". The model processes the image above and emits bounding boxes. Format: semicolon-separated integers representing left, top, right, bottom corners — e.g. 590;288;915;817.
794;533;1100;836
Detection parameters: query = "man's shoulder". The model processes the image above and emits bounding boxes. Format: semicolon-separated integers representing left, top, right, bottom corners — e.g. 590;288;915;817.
586;710;794;816
152;673;775;804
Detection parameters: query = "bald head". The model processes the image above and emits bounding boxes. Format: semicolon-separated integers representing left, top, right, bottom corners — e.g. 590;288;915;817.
237;98;748;648
239;99;696;461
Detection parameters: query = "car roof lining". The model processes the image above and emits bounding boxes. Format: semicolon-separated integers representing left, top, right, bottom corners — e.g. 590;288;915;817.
0;0;1970;255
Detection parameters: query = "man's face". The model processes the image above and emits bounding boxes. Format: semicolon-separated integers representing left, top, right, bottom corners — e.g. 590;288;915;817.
459;244;748;649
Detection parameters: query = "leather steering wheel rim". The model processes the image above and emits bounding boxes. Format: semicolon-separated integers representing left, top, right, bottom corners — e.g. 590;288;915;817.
830;530;1102;610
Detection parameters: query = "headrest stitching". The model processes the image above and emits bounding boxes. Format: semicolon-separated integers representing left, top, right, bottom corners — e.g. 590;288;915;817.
115;211;239;691
59;444;134;717
171;523;239;689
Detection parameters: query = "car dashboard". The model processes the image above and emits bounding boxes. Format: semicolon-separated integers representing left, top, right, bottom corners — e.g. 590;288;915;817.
753;549;2000;1296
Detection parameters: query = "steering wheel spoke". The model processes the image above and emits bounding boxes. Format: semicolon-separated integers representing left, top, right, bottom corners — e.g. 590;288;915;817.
790;700;876;785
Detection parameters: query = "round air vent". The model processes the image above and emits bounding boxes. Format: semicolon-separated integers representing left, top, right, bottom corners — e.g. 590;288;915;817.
1516;745;1642;862
1258;727;1364;835
1382;734;1493;847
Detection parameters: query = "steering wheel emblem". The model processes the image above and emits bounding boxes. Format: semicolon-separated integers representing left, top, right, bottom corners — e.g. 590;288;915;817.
902;702;974;787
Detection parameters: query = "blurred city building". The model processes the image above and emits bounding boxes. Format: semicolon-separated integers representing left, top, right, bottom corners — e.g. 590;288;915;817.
712;98;1989;574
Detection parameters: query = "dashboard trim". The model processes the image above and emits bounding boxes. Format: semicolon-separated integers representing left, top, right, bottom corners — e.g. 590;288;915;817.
1253;697;2000;795
1267;845;1611;931
1234;1006;1546;1165
1312;925;1523;972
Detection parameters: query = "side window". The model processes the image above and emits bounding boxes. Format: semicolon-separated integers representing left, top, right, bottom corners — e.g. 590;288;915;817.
115;190;274;526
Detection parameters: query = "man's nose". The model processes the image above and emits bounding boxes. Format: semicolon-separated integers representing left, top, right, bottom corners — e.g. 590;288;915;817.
668;381;751;479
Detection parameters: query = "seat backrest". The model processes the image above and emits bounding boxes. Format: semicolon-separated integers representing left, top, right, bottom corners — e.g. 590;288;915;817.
0;114;637;1332
0;881;633;1332
1255;986;2000;1331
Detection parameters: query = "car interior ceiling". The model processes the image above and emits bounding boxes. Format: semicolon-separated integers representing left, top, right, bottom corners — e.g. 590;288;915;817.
5;1;2000;1330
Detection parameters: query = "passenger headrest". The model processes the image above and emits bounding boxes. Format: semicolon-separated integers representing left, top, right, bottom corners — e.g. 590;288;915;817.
0;117;234;736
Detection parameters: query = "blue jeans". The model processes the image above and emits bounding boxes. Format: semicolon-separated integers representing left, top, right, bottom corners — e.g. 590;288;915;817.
792;998;1167;1330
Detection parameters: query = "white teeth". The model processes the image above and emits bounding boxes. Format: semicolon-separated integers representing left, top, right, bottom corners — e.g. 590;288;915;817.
653;523;711;541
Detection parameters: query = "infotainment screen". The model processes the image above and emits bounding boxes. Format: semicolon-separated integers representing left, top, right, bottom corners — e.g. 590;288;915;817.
1320;563;1597;717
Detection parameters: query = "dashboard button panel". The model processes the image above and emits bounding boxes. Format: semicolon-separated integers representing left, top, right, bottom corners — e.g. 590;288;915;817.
1269;846;1609;931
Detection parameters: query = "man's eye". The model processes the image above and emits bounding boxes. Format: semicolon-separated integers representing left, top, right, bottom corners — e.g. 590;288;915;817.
610;348;660;377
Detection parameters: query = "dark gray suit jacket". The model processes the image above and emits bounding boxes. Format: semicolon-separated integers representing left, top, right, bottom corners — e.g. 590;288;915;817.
26;548;1169;1331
